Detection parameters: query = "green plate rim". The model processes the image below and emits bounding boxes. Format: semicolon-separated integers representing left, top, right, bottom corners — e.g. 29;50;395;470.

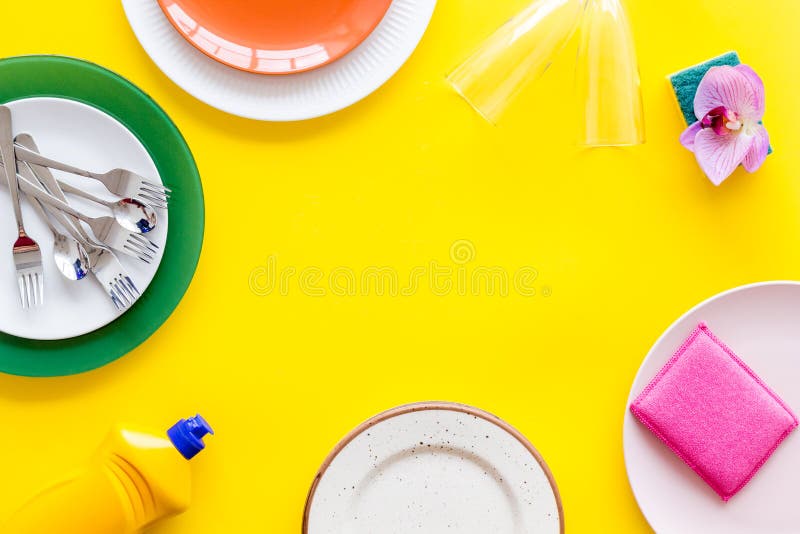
0;55;204;377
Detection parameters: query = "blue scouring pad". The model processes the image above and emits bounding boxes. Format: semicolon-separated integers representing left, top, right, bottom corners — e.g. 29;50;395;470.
668;51;772;154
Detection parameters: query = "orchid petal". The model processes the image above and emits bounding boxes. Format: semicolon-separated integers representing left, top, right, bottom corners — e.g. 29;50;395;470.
742;125;770;173
680;122;702;152
734;64;765;120
694;129;754;185
694;66;759;123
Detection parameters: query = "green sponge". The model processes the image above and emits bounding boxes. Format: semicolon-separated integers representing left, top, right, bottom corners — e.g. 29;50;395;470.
669;51;740;125
668;51;772;154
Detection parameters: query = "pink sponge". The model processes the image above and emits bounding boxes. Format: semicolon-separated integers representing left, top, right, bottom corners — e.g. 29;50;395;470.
631;323;798;501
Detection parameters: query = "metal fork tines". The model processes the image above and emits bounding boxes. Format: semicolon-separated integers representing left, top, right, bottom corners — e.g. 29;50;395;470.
43;208;142;312
82;168;169;211
32;194;141;312
14;145;170;209
89;248;140;311
88;216;159;265
13;237;44;308
124;233;158;264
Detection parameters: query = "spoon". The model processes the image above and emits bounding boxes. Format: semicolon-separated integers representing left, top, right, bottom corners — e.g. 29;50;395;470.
58;181;157;234
27;193;89;282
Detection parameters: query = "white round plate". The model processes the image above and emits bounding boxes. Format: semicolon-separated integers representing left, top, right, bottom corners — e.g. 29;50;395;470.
624;281;800;533
304;402;563;534
0;97;167;340
122;0;437;121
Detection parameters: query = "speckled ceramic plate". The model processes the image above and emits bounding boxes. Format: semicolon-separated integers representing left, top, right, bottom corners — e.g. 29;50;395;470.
304;402;563;534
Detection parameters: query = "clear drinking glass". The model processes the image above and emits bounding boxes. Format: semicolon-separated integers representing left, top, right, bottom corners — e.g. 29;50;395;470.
447;0;586;124
576;0;644;146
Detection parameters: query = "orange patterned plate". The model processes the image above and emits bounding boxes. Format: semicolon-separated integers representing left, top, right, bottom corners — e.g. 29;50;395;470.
157;0;395;75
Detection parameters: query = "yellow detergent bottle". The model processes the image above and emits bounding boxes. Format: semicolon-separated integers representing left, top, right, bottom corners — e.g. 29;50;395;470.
4;415;214;534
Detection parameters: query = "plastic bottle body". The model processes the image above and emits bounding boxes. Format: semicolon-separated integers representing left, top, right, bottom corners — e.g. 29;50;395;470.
4;426;194;534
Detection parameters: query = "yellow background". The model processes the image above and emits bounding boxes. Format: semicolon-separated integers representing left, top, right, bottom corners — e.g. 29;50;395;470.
1;0;799;532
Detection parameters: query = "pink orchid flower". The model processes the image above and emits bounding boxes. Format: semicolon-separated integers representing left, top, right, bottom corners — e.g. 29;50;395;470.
680;64;770;186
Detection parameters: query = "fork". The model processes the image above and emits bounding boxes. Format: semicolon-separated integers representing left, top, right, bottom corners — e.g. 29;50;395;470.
12;143;163;215
0;107;43;308
14;144;170;209
16;169;157;264
86;246;141;310
53;210;141;310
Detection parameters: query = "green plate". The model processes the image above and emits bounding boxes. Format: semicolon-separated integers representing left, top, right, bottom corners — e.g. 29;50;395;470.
0;55;203;377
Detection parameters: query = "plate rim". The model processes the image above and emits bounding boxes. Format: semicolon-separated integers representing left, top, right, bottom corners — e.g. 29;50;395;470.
155;0;395;75
303;401;565;533
122;0;438;121
0;54;204;377
622;280;800;530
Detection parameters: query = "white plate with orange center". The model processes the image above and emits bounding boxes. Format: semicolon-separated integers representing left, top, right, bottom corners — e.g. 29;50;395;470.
304;402;563;534
122;0;437;121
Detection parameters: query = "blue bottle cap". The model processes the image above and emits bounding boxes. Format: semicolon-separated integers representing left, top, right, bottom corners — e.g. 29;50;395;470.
167;415;214;460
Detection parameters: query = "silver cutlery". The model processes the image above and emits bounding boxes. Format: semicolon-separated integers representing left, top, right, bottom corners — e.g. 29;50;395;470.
52;214;141;310
86;246;141;310
14;144;170;209
13;138;160;217
14;134;157;265
26;193;90;282
15;136;140;311
11;141;162;217
57;181;157;234
15;141;90;282
16;170;158;265
0;107;43;308
39;203;140;311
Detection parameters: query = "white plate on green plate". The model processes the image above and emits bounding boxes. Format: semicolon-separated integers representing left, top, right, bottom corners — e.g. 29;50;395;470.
0;97;167;341
304;402;563;534
0;55;203;377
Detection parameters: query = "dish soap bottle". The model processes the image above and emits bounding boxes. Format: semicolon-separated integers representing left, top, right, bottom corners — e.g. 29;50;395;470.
4;415;214;534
